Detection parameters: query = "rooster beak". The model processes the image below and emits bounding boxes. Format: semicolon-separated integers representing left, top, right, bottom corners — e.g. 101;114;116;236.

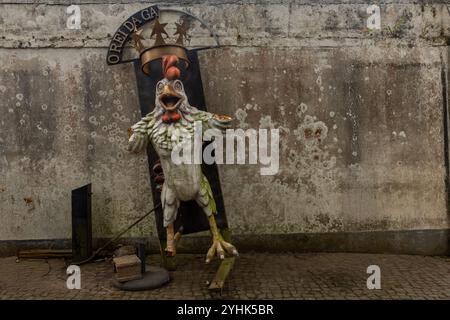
160;84;182;111
161;84;178;97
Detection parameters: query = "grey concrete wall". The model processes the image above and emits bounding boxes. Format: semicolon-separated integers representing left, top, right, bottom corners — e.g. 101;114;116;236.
0;1;449;253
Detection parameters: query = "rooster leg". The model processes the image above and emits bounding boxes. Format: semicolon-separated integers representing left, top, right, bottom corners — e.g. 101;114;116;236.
205;215;239;263
162;181;179;257
196;175;239;263
165;223;176;257
174;226;183;247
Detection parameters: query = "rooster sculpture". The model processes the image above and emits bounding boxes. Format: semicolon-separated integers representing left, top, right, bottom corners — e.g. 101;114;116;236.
127;55;238;263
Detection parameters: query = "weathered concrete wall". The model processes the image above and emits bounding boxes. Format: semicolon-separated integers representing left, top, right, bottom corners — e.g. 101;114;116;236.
0;1;449;253
202;46;448;234
0;49;155;240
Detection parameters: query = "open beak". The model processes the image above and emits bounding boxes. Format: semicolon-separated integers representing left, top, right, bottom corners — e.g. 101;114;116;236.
159;84;182;111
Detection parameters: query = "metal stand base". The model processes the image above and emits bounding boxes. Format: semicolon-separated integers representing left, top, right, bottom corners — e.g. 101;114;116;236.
112;265;170;291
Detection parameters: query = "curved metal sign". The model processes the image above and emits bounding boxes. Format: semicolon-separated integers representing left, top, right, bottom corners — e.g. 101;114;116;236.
106;5;159;65
106;5;220;66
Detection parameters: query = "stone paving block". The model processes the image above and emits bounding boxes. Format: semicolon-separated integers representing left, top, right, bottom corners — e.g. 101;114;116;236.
0;253;449;300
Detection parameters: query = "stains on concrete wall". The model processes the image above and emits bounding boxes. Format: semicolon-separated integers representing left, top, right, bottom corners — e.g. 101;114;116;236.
0;2;449;48
199;46;448;234
0;1;449;241
0;49;154;240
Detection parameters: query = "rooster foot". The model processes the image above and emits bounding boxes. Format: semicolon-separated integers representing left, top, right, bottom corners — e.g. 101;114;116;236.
205;235;238;263
165;244;176;257
165;223;182;257
165;231;183;257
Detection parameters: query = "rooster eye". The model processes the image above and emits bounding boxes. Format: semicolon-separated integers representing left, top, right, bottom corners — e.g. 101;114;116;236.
174;80;183;92
156;82;164;92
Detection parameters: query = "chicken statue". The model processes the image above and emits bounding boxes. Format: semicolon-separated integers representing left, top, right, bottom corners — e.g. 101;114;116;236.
127;55;239;263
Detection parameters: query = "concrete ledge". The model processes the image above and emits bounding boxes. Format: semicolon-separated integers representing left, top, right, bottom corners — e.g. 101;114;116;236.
1;2;449;49
1;228;448;257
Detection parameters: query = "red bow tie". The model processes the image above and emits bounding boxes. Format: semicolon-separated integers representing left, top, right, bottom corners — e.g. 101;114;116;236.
162;112;181;123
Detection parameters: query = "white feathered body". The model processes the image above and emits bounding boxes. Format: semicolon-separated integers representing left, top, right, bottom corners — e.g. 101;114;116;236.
128;106;230;227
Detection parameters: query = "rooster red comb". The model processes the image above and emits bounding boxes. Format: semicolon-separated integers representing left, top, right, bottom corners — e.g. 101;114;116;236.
162;55;181;80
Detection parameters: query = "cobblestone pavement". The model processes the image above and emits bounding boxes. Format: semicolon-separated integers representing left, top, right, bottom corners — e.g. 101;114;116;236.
0;253;449;300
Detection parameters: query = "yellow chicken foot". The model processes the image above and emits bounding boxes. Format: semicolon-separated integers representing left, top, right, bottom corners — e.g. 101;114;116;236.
205;215;239;263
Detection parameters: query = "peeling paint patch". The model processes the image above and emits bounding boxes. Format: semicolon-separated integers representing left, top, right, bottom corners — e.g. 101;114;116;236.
259;115;275;129
294;116;328;146
235;108;249;129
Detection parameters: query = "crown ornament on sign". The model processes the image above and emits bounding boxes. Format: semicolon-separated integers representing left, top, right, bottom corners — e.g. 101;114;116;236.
132;18;191;76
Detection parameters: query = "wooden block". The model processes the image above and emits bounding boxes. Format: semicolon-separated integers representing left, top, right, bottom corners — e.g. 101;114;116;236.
208;257;235;291
113;245;136;257
17;249;72;259
113;254;142;283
